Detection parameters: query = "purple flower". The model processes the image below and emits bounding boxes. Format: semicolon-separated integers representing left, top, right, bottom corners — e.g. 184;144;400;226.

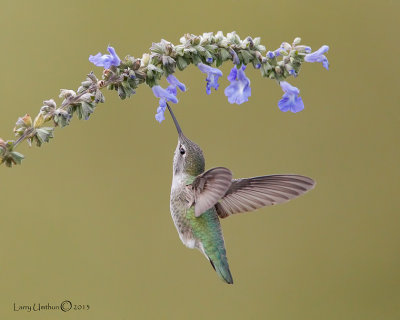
155;97;168;123
224;65;251;104
153;75;186;123
278;81;304;113
197;63;223;95
274;47;284;56
152;85;178;103
166;74;186;92
89;46;121;69
301;46;312;53
267;47;284;59
304;45;329;70
153;86;177;123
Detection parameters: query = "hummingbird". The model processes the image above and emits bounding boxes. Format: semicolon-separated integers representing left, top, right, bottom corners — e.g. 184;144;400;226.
166;104;315;284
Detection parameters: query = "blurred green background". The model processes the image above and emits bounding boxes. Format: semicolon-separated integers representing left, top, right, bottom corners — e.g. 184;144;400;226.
0;0;399;319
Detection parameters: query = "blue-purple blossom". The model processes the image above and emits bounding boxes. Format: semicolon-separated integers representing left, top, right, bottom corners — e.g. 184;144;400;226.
153;86;177;123
152;85;178;104
304;45;330;70
166;75;186;92
224;65;251;104
266;51;275;59
274;47;284;56
89;46;121;69
153;75;186;123
266;47;283;59
197;63;223;95
278;81;304;113
302;46;312;53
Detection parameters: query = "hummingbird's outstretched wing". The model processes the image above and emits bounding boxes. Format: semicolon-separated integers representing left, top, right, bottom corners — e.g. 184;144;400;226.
215;175;315;218
191;167;232;217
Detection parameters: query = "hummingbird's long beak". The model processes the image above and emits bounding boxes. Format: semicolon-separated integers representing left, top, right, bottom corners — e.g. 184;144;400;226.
166;103;183;136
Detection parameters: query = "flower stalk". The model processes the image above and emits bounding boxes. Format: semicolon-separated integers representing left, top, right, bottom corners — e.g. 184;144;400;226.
0;31;329;168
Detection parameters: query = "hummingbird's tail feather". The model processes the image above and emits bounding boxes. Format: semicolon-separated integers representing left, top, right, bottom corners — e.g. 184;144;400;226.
208;254;233;284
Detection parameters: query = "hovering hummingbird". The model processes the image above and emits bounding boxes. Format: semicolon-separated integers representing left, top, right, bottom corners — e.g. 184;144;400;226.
166;104;315;284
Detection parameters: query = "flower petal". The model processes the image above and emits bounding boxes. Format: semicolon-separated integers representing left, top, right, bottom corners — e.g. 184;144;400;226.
198;63;223;95
197;63;223;76
280;81;299;95
227;67;237;82
166;75;186;92
304;45;329;70
152;85;178;103
274;47;283;56
266;51;275;59
224;66;251;104
107;46;121;66
155;108;166;122
89;46;121;69
278;82;304;113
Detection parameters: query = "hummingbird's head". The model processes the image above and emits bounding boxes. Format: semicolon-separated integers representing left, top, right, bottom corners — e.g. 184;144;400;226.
167;104;205;176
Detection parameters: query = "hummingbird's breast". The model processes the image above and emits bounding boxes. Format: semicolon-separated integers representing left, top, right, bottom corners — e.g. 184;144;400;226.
170;173;199;250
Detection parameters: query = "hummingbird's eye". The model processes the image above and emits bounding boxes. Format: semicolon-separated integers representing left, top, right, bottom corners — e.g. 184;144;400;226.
179;146;186;155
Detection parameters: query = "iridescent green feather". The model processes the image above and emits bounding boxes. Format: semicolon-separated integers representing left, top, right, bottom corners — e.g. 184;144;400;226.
187;206;233;284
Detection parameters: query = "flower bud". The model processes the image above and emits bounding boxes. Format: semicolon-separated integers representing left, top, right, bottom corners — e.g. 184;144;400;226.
103;69;112;78
16;114;32;128
59;89;76;99
281;42;291;51
283;56;290;64
201;32;213;44
285;64;294;74
79;93;93;103
33;112;45;128
0;138;6;154
275;66;282;74
141;53;150;67
87;72;98;82
192;36;201;45
95;90;105;103
295;45;312;53
43;99;56;109
81;80;92;88
292;37;301;46
98;80;106;88
215;31;224;42
14;114;32;137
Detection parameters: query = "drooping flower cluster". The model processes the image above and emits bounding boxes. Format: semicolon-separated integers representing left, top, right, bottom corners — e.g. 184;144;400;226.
1;31;330;168
87;34;329;122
